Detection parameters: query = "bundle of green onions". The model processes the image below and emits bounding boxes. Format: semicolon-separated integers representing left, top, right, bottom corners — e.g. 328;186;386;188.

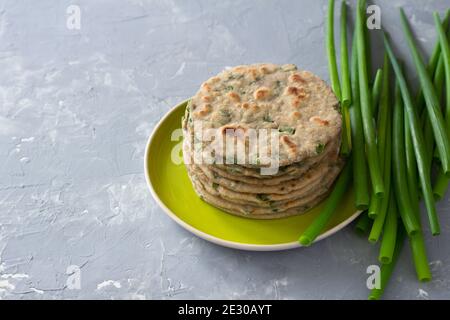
299;0;450;299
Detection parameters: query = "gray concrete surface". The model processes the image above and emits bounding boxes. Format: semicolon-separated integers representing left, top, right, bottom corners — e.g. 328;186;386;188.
0;0;449;300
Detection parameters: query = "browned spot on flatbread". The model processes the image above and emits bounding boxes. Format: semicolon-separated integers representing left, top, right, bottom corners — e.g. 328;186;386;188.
286;86;298;95
202;83;211;92
260;64;275;74
292;98;301;108
209;77;220;84
281;135;297;154
252;68;261;79
310;116;330;126
290;73;306;83
250;103;260;112
286;86;308;98
228;91;241;103
254;87;270;100
194;104;212;117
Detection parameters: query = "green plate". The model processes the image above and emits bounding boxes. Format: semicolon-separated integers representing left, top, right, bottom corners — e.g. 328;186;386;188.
144;100;360;251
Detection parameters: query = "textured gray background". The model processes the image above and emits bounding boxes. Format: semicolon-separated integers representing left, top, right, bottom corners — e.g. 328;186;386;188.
0;0;449;300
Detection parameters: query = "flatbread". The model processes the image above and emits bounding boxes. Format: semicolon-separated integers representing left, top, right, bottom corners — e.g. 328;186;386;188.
206;139;339;184
188;160;342;207
181;63;344;219
186;63;341;167
189;174;333;219
183;135;339;191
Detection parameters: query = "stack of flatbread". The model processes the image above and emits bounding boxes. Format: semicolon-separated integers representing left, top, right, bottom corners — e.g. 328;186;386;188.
182;63;344;219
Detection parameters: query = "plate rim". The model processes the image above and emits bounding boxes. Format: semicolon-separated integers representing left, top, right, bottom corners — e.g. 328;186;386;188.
144;100;362;251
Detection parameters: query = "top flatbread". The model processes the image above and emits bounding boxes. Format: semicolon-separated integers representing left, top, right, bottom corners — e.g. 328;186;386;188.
186;63;341;167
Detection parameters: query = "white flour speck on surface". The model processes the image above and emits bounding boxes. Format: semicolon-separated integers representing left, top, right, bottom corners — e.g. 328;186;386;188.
1;273;29;279
97;280;122;290
417;289;429;300
19;157;30;164
429;260;443;271
30;288;44;294
170;62;186;79
21;137;35;143
0;280;15;291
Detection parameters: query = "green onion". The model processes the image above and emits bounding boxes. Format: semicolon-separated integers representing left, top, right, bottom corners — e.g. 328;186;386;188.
299;159;352;246
422;112;435;164
372;161;392;240
429;10;450;74
385;63;420;236
367;197;380;219
384;32;440;236
420;12;450;163
368;227;405;300
327;0;342;101
278;126;295;135
432;12;450;199
368;64;392;241
416;11;450;115
355;212;372;235
339;1;352;156
378;192;398;264
421;56;446;170
422;56;444;166
432;12;450;162
316;143;325;154
434;173;449;201
407;166;432;282
377;55;391;174
256;194;270;202
407;193;432;282
340;110;352;156
368;191;389;243
404;115;419;205
263;114;273;122
409;233;432;282
434;12;450;111
403;84;433;281
368;57;391;220
400;8;450;177
340;1;351;107
350;32;370;210
371;68;383;116
364;3;372;81
356;0;384;198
